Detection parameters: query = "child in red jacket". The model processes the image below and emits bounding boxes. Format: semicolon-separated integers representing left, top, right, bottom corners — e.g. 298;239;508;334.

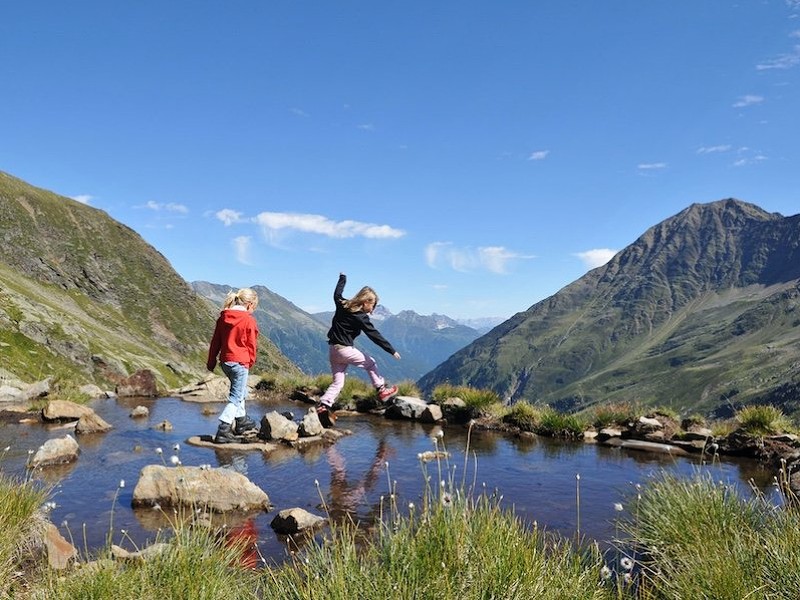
207;288;259;443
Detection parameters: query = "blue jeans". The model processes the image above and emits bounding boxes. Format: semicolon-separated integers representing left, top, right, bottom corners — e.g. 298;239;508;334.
219;361;249;424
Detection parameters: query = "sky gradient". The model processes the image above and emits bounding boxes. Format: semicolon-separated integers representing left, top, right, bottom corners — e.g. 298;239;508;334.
2;1;799;320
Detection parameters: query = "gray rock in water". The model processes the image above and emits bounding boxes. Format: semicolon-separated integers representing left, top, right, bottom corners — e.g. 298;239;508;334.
30;434;80;468
270;507;326;534
131;465;271;513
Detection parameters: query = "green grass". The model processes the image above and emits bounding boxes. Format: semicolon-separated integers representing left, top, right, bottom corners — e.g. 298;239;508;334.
619;471;800;599
735;404;795;435
0;467;50;598
29;524;262;600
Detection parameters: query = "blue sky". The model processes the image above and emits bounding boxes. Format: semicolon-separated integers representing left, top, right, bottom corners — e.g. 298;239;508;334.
2;1;799;320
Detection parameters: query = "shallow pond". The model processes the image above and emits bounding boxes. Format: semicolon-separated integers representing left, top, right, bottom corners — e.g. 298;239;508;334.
0;396;782;565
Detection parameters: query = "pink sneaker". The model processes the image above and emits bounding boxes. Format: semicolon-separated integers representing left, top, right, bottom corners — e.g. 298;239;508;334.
378;385;398;403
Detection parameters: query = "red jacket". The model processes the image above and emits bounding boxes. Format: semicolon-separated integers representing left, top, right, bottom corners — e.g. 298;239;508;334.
207;308;259;370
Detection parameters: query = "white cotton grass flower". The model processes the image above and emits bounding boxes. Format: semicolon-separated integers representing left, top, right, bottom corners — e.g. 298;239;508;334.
170;455;181;466
119;479;125;488
173;443;180;452
436;430;444;439
3;445;10;452
155;447;163;455
620;556;634;571
614;502;624;512
600;565;612;580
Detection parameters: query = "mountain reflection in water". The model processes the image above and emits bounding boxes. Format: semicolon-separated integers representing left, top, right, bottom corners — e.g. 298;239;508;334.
0;396;781;565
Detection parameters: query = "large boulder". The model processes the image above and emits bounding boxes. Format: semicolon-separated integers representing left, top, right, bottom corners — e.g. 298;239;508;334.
131;465;271;513
116;369;159;397
42;400;94;422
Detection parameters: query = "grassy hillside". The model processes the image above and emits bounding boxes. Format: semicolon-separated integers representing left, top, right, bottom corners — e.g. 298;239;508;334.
419;200;800;418
0;171;298;391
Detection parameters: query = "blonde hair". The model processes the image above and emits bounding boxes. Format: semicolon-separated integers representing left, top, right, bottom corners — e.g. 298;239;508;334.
222;288;259;310
342;286;378;313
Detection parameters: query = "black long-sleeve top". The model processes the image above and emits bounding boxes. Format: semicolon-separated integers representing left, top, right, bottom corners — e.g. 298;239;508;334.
326;274;397;355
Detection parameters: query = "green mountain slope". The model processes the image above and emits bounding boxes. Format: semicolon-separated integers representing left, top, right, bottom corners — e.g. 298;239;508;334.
418;199;800;418
0;171;298;390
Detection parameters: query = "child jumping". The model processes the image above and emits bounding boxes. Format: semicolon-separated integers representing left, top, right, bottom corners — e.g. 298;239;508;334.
317;272;401;426
207;287;260;444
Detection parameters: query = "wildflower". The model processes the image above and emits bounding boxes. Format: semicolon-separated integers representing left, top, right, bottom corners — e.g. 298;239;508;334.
314;479;319;486
119;479;125;488
620;557;634;571
623;573;632;584
600;565;612;580
441;493;453;507
440;479;446;488
152;503;161;510
408;502;415;510
120;529;127;535
3;445;9;452
576;473;581;481
170;455;181;465
43;501;57;511
173;443;181;452
155;447;163;455
436;430;444;439
614;502;624;512
28;449;34;455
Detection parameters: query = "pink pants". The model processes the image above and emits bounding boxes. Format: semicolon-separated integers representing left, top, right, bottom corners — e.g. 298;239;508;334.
319;344;385;406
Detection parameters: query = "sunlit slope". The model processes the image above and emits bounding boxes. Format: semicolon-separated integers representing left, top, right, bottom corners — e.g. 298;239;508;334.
0;170;297;388
419;199;800;417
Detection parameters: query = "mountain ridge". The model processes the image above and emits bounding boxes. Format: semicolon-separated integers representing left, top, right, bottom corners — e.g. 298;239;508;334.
418;198;800;418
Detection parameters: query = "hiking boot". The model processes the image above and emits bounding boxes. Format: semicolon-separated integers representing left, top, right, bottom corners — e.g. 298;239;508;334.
377;384;398;403
214;421;239;444
234;415;258;435
316;404;336;428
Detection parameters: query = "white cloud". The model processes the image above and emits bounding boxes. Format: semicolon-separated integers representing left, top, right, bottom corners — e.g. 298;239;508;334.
357;123;375;132
696;145;732;154
732;94;765;107
574;248;616;269
143;200;188;213
290;107;309;117
71;195;92;204
215;209;245;226
425;242;535;274
528;150;550;161
254;211;405;240
637;162;667;171
232;236;252;265
756;44;800;70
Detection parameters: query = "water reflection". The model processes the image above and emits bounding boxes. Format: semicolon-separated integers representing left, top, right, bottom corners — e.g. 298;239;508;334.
325;437;391;520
